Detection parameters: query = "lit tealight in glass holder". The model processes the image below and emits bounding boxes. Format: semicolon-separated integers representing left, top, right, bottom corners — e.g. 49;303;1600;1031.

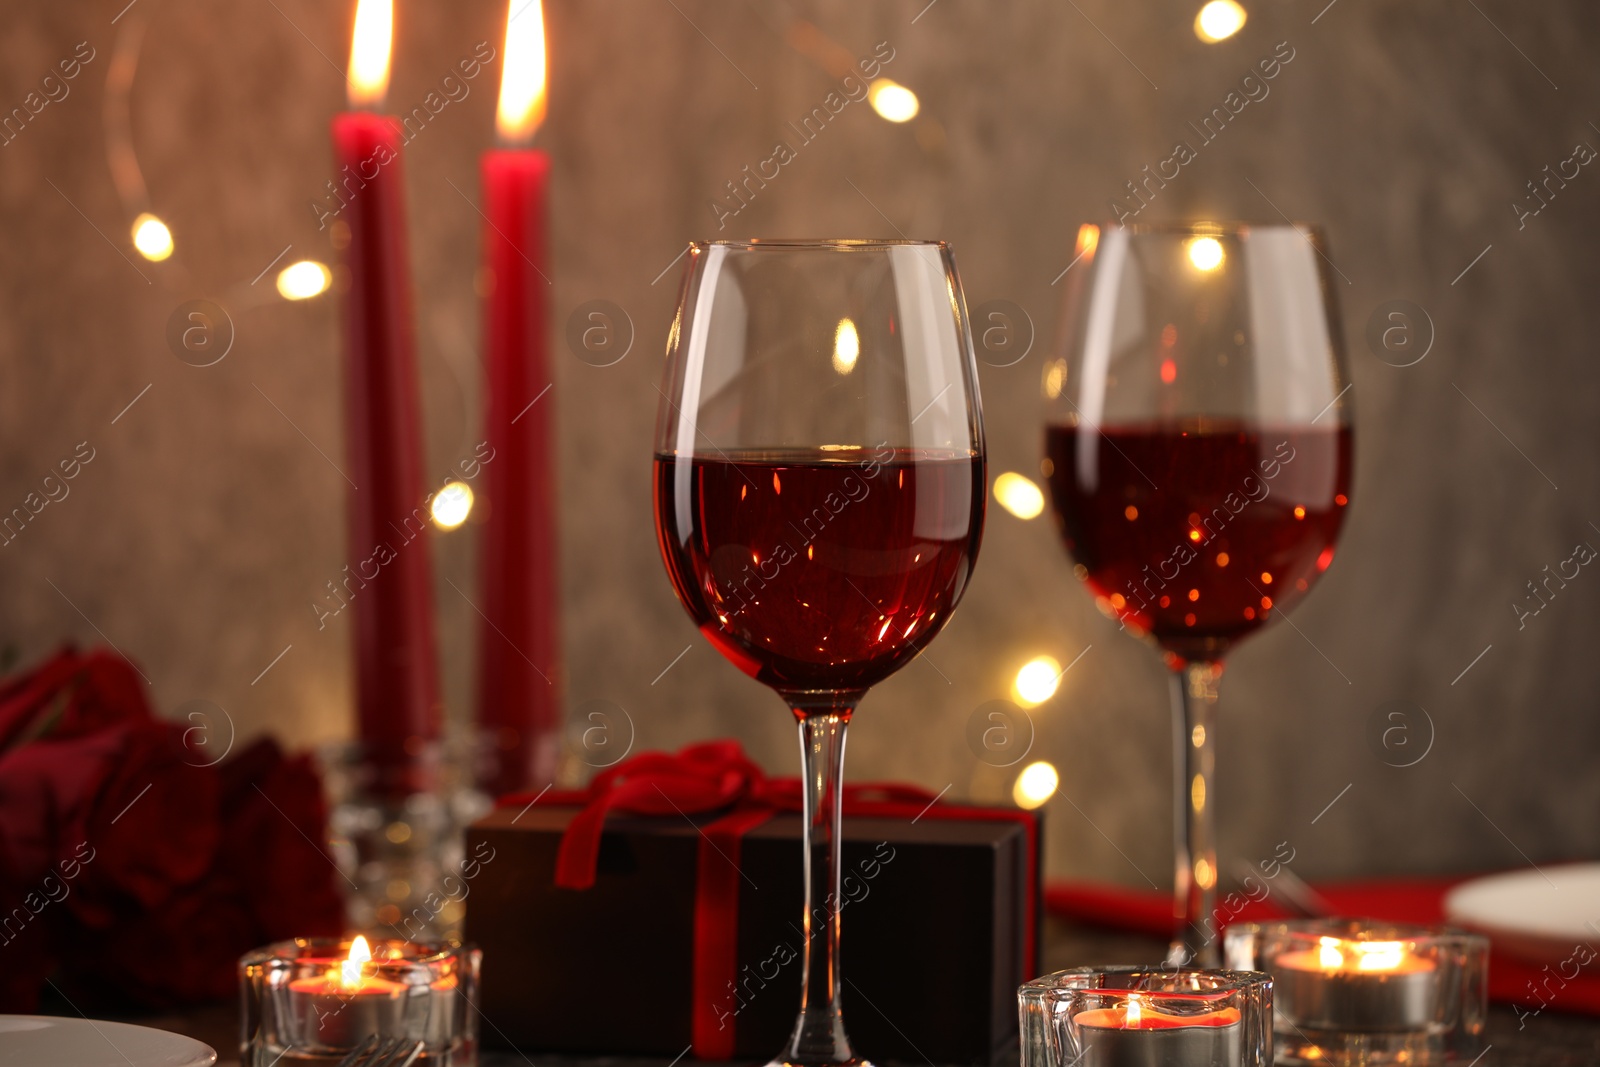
239;935;480;1065
1224;919;1488;1065
1019;967;1272;1067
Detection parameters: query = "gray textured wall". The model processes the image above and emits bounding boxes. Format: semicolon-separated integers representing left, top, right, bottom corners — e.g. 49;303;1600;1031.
4;0;1598;889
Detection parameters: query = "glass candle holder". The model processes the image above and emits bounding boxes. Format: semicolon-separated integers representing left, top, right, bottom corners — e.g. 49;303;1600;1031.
1019;967;1273;1067
240;936;480;1065
1223;919;1488;1065
321;739;492;938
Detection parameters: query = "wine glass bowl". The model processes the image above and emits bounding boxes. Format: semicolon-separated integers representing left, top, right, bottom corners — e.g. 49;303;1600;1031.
654;446;984;700
1044;221;1353;964
654;239;985;1067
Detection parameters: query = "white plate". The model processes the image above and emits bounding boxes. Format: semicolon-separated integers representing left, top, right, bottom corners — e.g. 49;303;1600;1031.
0;1016;216;1067
1444;863;1600;967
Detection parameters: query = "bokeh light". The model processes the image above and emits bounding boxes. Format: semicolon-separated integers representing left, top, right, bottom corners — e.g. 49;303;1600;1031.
276;260;333;301
1188;236;1225;271
430;481;475;529
1195;0;1247;43
1014;655;1062;706
868;79;919;123
131;214;173;262
1013;760;1060;809
994;472;1045;520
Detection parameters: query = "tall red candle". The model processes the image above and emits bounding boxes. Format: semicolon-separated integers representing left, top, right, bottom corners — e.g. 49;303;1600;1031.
476;0;561;795
334;0;441;798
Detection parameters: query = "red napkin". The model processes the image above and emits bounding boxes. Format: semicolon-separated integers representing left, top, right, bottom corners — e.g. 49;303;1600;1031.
1046;877;1600;1016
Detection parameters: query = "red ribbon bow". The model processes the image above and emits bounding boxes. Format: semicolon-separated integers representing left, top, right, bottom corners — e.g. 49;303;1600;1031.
499;741;1036;1060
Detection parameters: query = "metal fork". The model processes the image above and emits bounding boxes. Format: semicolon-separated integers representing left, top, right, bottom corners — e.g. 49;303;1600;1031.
336;1035;426;1067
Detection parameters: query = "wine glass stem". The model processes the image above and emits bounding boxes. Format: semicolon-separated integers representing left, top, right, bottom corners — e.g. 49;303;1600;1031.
781;709;858;1066
1169;661;1221;967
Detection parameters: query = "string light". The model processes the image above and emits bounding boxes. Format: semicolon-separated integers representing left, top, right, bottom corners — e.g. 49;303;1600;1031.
868;79;919;123
1013;761;1059;809
276;260;332;301
1013;656;1062;706
131;213;173;261
1188;236;1225;271
1194;0;1247;43
431;482;475;529
994;472;1045;520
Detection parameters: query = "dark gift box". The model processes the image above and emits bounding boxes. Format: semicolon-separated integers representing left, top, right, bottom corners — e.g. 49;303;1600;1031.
463;743;1040;1066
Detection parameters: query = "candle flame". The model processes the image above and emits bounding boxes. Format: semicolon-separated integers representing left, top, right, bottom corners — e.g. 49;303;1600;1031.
1355;941;1405;972
347;0;393;109
1318;936;1344;970
341;935;372;988
497;0;548;144
1125;995;1142;1028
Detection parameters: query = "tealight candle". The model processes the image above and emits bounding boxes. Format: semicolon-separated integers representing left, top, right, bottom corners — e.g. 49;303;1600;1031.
1018;967;1272;1067
239;935;481;1065
286;936;408;1048
1274;936;1435;1031
1222;920;1488;1067
1075;994;1244;1067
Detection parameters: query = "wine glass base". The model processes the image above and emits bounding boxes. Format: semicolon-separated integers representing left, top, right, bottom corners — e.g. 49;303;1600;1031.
768;1009;869;1067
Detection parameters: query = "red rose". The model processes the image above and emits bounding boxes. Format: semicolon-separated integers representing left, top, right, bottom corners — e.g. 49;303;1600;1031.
0;834;58;1012
0;719;220;929
214;738;345;941
57;875;258;1008
0;647;345;1011
0;647;153;750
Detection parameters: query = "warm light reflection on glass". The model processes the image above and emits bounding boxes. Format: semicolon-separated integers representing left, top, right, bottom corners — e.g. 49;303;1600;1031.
348;0;393;108
1076;223;1100;259
867;79;919;123
276;260;332;300
1355;941;1406;972
497;0;548;144
1191;773;1206;813
1195;857;1216;889
341;935;372;988
1195;0;1247;42
994;472;1045;520
1014;655;1062;706
1188;236;1225;271
131;214;173;261
832;317;859;375
1012;761;1059;810
431;481;475;529
1043;359;1067;399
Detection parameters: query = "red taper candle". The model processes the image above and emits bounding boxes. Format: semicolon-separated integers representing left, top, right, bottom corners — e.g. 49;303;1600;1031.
476;0;561;795
332;0;441;798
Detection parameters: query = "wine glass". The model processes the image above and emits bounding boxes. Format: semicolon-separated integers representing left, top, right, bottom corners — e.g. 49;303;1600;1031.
1043;222;1353;967
654;239;985;1067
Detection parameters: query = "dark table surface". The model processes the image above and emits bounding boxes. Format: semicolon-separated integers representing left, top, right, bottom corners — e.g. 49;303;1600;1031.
67;917;1600;1066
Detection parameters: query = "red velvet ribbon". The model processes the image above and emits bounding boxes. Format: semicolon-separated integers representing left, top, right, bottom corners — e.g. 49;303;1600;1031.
498;741;1039;1061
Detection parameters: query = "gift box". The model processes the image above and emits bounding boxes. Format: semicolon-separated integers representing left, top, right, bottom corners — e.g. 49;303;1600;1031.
462;742;1040;1065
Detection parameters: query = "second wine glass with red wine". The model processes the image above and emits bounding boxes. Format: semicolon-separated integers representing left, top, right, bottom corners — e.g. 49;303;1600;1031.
654;239;985;1067
1043;222;1353;966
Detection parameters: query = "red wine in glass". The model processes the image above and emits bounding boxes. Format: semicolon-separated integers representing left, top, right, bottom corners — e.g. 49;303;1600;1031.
1044;421;1351;663
1044;219;1356;967
655;447;984;700
657;239;984;1067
